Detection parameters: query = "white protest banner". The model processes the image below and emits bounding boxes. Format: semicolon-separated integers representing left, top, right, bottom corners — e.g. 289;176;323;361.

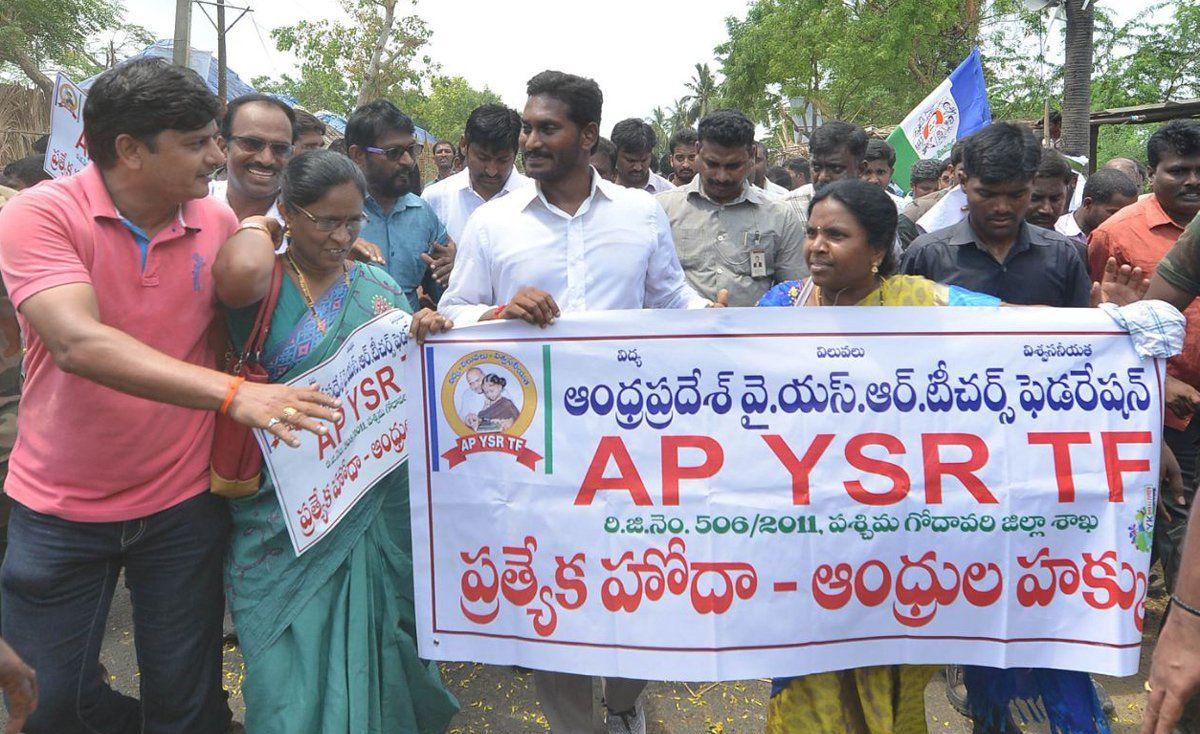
257;308;412;556
408;307;1162;682
45;73;90;179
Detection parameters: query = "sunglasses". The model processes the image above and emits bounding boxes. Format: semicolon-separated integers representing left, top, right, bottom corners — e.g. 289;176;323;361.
365;143;421;161
293;204;366;233
229;135;294;158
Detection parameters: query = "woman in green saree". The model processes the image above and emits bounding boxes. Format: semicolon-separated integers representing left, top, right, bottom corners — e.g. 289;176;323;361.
213;150;459;733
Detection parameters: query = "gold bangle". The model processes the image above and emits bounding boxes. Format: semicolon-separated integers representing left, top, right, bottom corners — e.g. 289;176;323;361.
235;221;273;238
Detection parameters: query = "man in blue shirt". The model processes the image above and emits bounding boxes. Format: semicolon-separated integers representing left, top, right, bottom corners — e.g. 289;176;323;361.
347;100;454;310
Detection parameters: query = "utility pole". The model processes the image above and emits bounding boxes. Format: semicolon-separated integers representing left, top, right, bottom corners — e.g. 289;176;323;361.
216;0;227;100
195;0;252;101
173;0;192;67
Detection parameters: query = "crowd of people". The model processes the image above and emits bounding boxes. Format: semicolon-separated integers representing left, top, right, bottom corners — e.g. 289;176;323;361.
0;55;1198;734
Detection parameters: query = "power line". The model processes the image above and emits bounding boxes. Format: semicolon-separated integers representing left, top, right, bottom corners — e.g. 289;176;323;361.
247;5;276;66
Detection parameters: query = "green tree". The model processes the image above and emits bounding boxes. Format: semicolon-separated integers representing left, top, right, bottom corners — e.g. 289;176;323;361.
647;106;672;158
988;1;1199;118
252;0;434;115
680;62;719;125
718;0;1009;128
401;75;501;142
985;1;1199;163
667;99;691;132
0;0;146;95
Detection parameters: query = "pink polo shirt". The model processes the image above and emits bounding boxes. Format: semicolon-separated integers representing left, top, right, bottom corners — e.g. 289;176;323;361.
0;165;237;522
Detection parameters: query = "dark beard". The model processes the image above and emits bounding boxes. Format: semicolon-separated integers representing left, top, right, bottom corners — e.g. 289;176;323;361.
375;167;413;199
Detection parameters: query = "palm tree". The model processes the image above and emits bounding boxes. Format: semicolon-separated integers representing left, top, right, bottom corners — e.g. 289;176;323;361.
1061;0;1094;156
667;99;690;131
680;63;719;126
648;106;671;150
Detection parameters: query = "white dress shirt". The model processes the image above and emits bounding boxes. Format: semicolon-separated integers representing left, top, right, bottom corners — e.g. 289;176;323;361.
439;170;709;323
1055;211;1085;241
208;179;283;225
762;179;790;198
421;167;532;243
209;179;287;253
645;171;675;194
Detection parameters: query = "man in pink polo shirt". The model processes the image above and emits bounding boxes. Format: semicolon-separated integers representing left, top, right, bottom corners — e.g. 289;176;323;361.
0;58;339;734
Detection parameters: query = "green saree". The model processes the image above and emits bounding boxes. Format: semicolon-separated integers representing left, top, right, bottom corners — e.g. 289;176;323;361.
225;262;458;734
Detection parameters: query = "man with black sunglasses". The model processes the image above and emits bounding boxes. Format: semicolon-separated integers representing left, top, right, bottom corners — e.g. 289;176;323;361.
347;100;455;311
212;93;296;224
212;95;386;266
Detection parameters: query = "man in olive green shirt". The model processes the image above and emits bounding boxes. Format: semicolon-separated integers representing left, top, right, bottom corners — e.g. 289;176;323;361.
656;109;807;307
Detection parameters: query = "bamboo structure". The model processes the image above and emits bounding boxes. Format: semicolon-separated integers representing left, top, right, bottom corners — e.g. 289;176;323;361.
0;84;49;166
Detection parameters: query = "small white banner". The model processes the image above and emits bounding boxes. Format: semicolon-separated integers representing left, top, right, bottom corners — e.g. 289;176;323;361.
257;309;412;556
45;73;90;179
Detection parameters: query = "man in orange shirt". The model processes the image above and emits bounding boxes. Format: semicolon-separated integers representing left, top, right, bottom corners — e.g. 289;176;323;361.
1088;119;1200;590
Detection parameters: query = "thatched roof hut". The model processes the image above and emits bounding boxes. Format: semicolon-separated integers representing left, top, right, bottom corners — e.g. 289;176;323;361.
0;84;48;166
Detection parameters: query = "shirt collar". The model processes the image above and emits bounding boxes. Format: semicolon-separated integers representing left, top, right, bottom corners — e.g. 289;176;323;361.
523;167;610;217
685;176;759;207
80;164;121;221
1146;194;1186;231
365;190;423;215
501;169;528;194
211;178;281;225
459;167;528;199
82;164;199;232
951;216;1033;256
1056;211;1083;237
644;171;669;192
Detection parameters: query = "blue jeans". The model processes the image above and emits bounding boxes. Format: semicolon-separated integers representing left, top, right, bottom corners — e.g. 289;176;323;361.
1;491;230;734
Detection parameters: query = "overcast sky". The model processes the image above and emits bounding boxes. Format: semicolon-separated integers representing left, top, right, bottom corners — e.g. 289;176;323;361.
116;0;1160;137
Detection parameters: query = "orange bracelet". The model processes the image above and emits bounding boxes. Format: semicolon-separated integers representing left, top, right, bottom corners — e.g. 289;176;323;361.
492;304;506;319
220;376;245;415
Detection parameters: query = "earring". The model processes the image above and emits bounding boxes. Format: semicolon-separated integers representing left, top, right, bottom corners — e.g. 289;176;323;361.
283;227;292;239
871;263;879;274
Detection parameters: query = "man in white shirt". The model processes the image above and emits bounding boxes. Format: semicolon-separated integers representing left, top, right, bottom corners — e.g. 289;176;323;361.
1054;167;1139;244
752;141;789;198
439;70;716;734
421;103;531;242
610;118;674;194
209;95;385;264
209;93;296;224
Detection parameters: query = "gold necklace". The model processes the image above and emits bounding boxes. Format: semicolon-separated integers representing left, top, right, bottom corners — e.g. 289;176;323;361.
813;277;885;306
286;251;350;334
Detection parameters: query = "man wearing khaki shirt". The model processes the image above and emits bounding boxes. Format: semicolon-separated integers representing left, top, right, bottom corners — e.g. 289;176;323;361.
657;109;807;307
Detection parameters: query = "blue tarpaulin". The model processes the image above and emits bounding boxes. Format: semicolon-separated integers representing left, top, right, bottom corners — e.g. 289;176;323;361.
78;39;256;101
79;40;436;143
314;111;435;145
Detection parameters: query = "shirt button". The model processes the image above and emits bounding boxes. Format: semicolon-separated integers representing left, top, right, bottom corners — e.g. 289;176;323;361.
716;267;724;274
718;234;726;242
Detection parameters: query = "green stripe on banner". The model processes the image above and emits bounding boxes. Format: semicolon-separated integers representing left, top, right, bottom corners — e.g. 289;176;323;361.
888;128;920;193
542;344;553;474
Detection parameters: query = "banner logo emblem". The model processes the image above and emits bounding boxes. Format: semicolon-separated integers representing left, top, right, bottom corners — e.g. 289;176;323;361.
439;350;541;470
914;98;959;157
